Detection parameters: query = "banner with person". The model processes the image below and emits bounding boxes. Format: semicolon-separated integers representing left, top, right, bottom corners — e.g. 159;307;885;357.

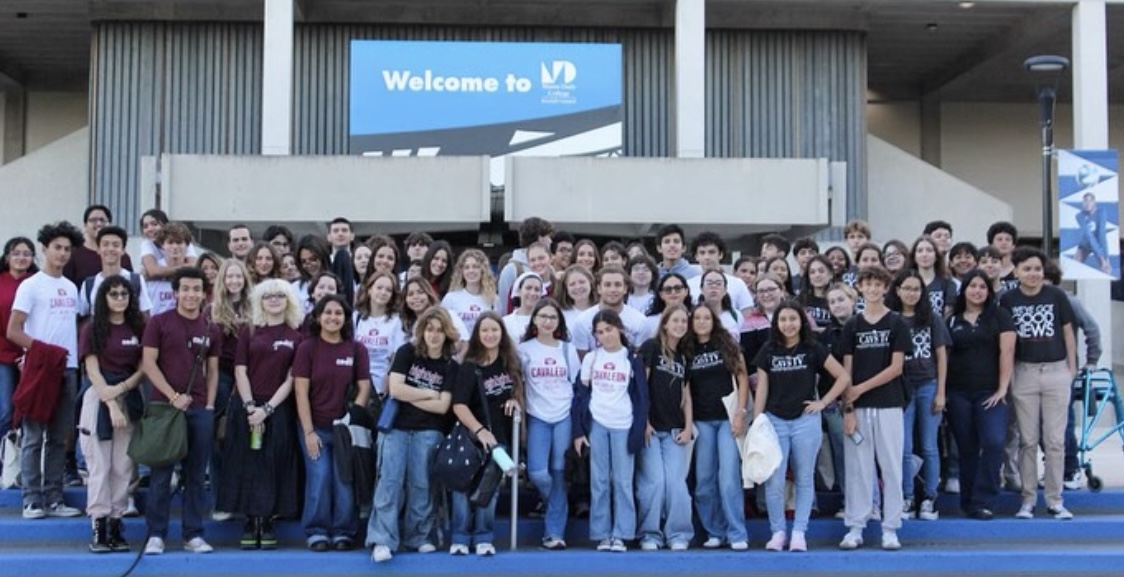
1058;149;1119;280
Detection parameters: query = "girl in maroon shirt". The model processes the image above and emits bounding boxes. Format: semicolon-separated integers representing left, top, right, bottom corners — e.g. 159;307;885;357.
0;237;37;439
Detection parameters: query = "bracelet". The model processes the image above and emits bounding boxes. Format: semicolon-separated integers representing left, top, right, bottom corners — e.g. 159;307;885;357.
263;403;275;416
474;425;486;436
243;401;256;410
172;392;181;401
305;430;317;438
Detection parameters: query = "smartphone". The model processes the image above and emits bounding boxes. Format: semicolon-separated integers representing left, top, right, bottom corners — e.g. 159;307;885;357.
849;431;865;445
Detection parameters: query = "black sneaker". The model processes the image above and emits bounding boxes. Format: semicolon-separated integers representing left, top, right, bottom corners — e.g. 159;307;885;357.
107;518;130;552
240;518;260;550
259;518;277;550
968;508;994;520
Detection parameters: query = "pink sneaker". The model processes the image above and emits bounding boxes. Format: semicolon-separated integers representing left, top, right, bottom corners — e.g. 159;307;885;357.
789;531;807;552
765;531;787;552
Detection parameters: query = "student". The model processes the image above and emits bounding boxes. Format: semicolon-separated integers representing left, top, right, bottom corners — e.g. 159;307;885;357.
998;248;1076;520
824;246;852;282
303;272;341;322
496;217;554;315
294;294;371;552
818;282;859;494
77;226;152;318
687;232;753;315
947;242;979;282
8;222;85;521
792;237;820;275
636;304;694;551
739;274;788;375
881;240;909;275
368;307;459;563
763;257;794;295
78;277;146;553
293;235;332;309
760;234;791;261
625;241;650;260
248;241;282;285
922;220;954;256
264;224;294;256
365;235;400;278
798;255;835;330
442;249;498;334
889;270;949;521
138;209;197;280
421;240;454;299
503;242;553;312
197;252;223;293
401;232;434;271
572;266;648;355
219;279;303;550
908;235;957;317
146;223;193;316
626;255;658;315
280;253;300;283
399;277;469;344
572;309;649;553
977;246;1005;292
600;241;627;269
945;270;1015;520
0;237;36;441
642;272;690;342
573;239;601;274
843;219;872;260
654;224;699;280
987;221;1020;292
208;257;252;520
449;311;523;556
550;231;575;274
518;298;580;550
227;224;254;263
697;269;741;340
502;272;544;342
753;299;850;552
557;264;596;330
64;205;134;285
732;256;759;290
839;266;910;551
141;267;222;555
353;271;405;398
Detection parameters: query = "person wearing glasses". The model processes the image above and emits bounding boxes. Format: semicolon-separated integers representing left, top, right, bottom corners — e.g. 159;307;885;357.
0;237;37;443
640;273;690;342
64;205;134;285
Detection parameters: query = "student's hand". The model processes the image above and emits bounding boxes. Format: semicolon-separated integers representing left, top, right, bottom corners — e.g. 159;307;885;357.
476;428;497;451
644;423;655;446
172;393;192;411
97;384;122;403
674;427;693;445
108;403;128;429
982;390;1007;410
731;410;748;437
503;399;521;417
843;412;857;436
573;436;589;456
931;392;946;415
803;400;826;415
305;432;322;460
247;406;267;427
842;385;863;404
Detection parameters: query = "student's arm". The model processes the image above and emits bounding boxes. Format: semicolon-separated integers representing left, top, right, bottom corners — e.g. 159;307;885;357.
412;391;452;415
842;354;857;435
844;351;904;401
388;372;440;403
814;355;851;410
985;331;1016;409
294;376;321;459
142;346;192;411
732;365;749;437
1063;322;1077;376
933;345;947;414
205;356;219;409
6;311;32;350
751;368;768;420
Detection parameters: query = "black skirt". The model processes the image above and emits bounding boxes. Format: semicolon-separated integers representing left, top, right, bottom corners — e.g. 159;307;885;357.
216;393;301;518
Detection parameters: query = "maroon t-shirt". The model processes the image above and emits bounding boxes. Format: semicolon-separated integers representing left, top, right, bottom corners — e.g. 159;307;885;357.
235;323;302;400
0;272;30;364
142;309;222;408
63;244;133;286
291;337;371;429
79;322;144;375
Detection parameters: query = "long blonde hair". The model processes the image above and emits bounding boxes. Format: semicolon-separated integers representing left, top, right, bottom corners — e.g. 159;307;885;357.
447;249;497;306
249;279;302;329
212;258;251;336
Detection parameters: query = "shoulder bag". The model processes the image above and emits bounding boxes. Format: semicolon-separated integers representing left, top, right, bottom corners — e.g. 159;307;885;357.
431;367;493;493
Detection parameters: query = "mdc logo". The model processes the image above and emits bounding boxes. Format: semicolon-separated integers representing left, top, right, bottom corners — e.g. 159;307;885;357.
368;328;380;336
469;305;481;312
57;288;67;297
540;60;577;86
604;362;616;370
544;357;556;365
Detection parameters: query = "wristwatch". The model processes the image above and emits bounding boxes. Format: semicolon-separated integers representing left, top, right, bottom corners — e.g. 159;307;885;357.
842;404;855;414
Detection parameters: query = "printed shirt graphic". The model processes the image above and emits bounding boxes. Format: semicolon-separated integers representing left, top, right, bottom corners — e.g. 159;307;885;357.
842;311;911;408
518;339;579;423
639;338;686;431
353;312;405;395
753;341;829;420
999;285;1074;363
12;272;80;368
389;342;458;431
580;347;633;430
901;314;950;385
687;340;735;422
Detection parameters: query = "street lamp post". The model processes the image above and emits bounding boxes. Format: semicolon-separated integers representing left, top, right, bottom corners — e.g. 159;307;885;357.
1024;55;1069;257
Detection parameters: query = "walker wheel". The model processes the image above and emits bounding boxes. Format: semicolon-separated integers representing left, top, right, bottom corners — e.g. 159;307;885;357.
1088;476;1103;492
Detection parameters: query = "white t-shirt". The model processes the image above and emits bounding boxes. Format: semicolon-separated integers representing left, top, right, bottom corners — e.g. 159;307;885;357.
571;305;648;353
518;339;580;423
78;270;153;316
12;272;79;368
688;273;754;312
581;347;633;430
503;312;532;345
627;292;655;315
140;238;199;262
562;306;591;338
146;277;177;316
353;312;406;395
441;289;496;335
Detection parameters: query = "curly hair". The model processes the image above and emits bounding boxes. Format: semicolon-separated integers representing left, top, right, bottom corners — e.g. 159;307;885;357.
447;249;497;307
90;276;146;356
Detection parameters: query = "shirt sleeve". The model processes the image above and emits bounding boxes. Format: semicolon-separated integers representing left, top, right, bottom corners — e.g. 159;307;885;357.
580;351;595;383
452;361;476;406
207;324;223;358
11;279;33;316
840;318;857;357
141;315;162;349
389;343;414;376
891;316;912;353
291;340;312;379
136;276;153;313
931;316;951;349
353;344;372;382
441;360;460;393
235;325;251;367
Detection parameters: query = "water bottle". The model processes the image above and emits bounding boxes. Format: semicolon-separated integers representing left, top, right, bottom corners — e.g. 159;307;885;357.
250;429;263;450
490;445;515;474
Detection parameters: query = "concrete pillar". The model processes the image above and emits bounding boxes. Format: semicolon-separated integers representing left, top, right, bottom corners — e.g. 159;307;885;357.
674;0;705;158
1071;0;1113;368
2;88;26;164
261;0;294;156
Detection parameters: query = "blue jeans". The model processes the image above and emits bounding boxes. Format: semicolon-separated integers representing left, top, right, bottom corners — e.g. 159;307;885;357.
822;405;846;491
451;489;497;546
765;413;821;533
946;389;1007;513
21;369;77;507
299;427;356;544
526;415;570;541
146;407;213;540
0;363;17;440
588;421;635;540
367;428;442;550
636;429;693;546
693;420;747;543
903;380;942;500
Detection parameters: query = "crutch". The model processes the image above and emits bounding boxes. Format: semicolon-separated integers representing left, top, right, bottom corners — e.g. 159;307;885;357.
510;407;522;551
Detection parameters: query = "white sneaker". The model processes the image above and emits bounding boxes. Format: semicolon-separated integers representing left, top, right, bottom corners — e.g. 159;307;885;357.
1015;504;1035;519
881;531;901;550
184;537;214;553
945;478;960;494
669;541;688;551
476;543;496;556
144;536;165;555
1048;506;1074;520
609;538;627;553
918;498;939;521
839;530;863;550
596;539;613;552
449;544;468;555
639;540;660;551
765;531;786;551
729;540;748;551
211;511;233;522
789;531;807;552
1064;471;1086;491
702;537;723;549
46;502;82;518
371;545;392;562
417;543;437;554
123;497;139;518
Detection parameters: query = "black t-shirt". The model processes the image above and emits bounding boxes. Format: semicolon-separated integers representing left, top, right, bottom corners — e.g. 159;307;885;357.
998;285;1074;363
926;276;958;318
816;318;847;397
999;272;1020;293
901;314;950;385
388;343;458;431
639;338;686;431
842;311;910;408
947;306;1015;392
453;358;515;446
803;295;833;330
688;340;735;422
754;341;830;420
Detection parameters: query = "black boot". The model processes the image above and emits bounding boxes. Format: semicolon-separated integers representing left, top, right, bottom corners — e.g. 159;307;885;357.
259;517;277;550
107;518;130;552
89;518;111;553
240;517;261;550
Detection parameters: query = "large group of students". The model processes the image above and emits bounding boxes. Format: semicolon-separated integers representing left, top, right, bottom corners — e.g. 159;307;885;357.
0;206;1108;561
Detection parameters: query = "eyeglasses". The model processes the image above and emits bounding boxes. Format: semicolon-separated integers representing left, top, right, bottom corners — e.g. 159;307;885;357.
535;314;559;322
757;286;781;294
264;293;287;300
884;251;903;259
660;285;686;294
107;291;130;300
8;251;33;258
703;280;725;288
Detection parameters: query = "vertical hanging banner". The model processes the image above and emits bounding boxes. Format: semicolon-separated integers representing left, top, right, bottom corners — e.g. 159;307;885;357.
349;40;622;184
1058;149;1119;280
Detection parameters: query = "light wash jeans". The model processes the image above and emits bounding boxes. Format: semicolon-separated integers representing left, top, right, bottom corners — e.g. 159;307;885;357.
526;415;570;541
366;428;442;550
903;380;942;500
299;427;356;545
765;412;821;533
636;429;693;547
588;421;635;540
451;489;497;546
693;419;747;543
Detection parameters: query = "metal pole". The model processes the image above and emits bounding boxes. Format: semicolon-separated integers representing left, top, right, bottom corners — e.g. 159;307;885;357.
509;408;521;551
1039;87;1056;256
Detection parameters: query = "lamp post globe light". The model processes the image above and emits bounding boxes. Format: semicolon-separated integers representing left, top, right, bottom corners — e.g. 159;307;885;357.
1024;55;1069;256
